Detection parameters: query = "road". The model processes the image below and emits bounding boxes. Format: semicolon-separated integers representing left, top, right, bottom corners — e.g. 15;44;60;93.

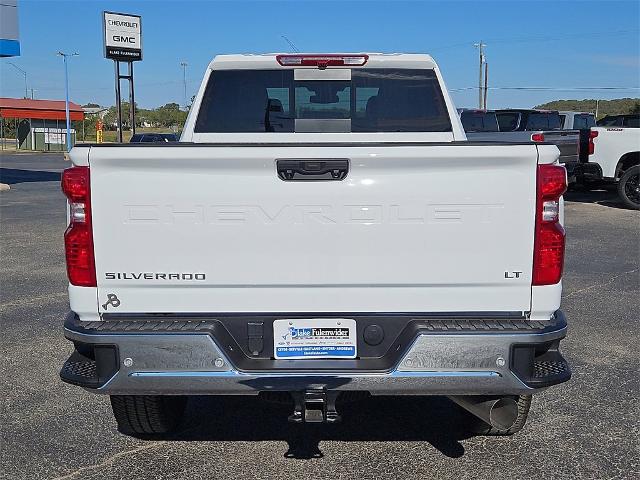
1;153;638;480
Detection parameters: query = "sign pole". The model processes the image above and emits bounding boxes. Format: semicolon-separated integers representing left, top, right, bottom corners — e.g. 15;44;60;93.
114;60;123;143
128;61;135;136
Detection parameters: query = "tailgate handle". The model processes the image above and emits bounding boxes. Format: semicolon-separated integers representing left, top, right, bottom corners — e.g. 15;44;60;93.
277;159;349;181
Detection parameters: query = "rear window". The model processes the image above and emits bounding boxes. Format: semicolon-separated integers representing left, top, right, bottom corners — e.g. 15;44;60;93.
460;111;499;132
194;69;452;133
525;112;562;130
597;116;623;127
573;114;596;129
496;112;520;131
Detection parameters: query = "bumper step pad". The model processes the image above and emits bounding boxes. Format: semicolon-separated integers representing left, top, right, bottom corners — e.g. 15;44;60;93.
60;345;119;389
512;345;571;388
534;359;569;378
61;351;101;388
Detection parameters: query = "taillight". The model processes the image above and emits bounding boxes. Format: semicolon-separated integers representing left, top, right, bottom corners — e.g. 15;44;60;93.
588;130;598;155
62;167;96;287
276;54;369;68
533;164;567;286
531;133;545;142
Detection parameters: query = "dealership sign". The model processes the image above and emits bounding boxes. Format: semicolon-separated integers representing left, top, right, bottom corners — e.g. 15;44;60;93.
103;11;142;61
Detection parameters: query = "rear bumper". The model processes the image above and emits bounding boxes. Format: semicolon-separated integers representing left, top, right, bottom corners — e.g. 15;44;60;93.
61;311;570;396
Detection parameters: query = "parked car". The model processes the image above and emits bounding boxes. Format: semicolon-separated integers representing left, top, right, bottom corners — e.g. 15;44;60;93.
460;108;580;181
129;132;178;143
588;123;640;208
596;114;640;128
61;53;571;436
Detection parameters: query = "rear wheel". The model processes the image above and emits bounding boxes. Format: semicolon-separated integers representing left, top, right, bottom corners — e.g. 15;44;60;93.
110;395;187;435
617;165;640;209
467;394;532;436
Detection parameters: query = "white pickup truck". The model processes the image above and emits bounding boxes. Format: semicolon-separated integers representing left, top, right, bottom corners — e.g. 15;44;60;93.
588;115;639;209
60;53;571;436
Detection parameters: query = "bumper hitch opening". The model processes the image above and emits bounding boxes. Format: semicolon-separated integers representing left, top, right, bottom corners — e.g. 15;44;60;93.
288;388;341;424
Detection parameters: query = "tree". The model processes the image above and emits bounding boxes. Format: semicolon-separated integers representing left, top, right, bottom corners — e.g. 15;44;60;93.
151;103;188;128
103;102;140;129
535;98;640;119
100;102;189;131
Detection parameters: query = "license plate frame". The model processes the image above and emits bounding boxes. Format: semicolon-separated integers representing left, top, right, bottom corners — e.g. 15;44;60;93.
273;318;357;359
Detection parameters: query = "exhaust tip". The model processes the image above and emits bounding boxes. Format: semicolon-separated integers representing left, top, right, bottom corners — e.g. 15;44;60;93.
448;395;520;431
489;397;519;430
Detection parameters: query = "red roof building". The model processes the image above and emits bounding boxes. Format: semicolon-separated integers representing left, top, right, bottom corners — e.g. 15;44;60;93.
0;97;84;121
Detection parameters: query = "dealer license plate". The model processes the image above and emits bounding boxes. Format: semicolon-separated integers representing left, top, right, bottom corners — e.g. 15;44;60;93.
273;318;357;359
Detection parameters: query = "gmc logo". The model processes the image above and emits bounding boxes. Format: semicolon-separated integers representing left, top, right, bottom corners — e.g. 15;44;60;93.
113;35;136;43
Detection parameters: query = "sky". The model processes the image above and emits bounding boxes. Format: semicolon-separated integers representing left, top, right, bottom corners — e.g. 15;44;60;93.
1;0;639;110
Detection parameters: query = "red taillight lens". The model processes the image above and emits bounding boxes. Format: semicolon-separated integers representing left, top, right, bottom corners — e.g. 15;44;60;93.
531;133;545;142
64;223;96;286
588;130;598;155
533;164;567;286
276;54;369;67
62;167;96;287
538;163;567;198
62;166;89;202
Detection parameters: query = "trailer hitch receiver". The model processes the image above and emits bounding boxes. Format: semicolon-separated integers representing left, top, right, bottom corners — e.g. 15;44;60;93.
288;388;341;423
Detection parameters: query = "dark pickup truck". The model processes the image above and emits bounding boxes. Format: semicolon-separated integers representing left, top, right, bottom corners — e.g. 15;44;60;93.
460;108;581;180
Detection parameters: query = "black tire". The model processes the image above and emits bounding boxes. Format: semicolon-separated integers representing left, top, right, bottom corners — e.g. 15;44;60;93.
467;395;532;436
110;395;187;435
617;165;640;210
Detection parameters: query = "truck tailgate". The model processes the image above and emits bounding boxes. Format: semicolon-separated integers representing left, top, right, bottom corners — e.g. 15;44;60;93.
89;144;538;314
543;131;579;163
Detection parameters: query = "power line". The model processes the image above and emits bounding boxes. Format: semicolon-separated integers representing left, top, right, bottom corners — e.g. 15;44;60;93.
7;62;28;98
450;86;640;92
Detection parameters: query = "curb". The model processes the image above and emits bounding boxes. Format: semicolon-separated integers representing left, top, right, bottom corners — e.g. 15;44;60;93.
0;183;10;192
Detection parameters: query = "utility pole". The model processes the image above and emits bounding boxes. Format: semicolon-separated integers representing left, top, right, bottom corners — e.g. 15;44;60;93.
473;42;486;109
180;61;188;110
57;51;79;152
483;62;489;110
8;62;28;99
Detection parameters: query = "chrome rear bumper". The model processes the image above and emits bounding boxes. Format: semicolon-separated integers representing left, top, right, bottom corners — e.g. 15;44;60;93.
61;311;570;396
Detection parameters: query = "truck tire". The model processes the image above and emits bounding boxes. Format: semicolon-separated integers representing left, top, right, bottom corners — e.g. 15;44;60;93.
110;395;187;435
468;394;532;436
617;165;640;209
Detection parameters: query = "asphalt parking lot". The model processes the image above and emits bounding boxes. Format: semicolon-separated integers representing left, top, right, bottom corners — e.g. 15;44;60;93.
1;152;638;480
